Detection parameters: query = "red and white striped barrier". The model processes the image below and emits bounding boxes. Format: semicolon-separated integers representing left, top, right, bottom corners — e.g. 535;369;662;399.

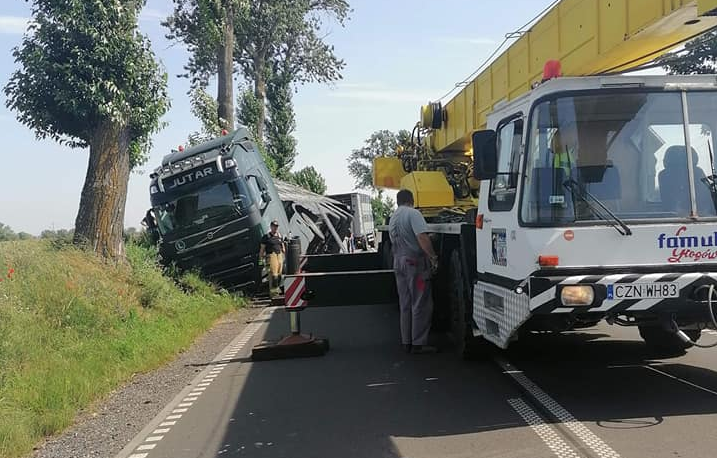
283;256;308;309
284;275;307;309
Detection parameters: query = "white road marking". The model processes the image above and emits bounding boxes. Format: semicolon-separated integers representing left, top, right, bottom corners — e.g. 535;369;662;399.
366;382;398;387
644;365;717;397
496;357;621;458
608;364;717;396
508;399;583;458
115;308;269;458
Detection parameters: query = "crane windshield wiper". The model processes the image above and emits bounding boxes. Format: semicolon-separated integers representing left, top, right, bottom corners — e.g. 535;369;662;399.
563;179;632;236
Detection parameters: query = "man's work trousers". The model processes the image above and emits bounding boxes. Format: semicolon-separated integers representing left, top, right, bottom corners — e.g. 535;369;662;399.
394;254;433;346
267;252;284;291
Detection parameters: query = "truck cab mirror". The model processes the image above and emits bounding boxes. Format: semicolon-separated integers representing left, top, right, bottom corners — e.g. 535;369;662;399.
261;191;272;204
142;210;157;230
472;130;498;180
142;209;160;244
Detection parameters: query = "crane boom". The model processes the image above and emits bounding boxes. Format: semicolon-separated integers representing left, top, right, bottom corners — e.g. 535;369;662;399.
372;0;717;216
427;0;717;154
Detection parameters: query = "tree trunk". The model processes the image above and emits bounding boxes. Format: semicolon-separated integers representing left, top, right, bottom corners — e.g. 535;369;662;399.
217;2;235;131
73;120;131;259
254;54;267;140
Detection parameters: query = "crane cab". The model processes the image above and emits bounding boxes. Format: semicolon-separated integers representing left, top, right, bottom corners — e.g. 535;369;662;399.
469;74;717;349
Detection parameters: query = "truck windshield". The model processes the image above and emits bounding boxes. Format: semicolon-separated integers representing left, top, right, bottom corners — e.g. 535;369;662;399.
155;181;251;235
520;91;717;226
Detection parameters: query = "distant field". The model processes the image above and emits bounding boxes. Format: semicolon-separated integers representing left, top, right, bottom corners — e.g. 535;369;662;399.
0;240;242;458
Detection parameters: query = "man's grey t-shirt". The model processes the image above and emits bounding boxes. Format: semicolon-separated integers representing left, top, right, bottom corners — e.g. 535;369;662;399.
389;205;428;258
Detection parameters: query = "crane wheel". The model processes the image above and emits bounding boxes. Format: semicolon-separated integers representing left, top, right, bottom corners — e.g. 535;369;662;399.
449;250;487;360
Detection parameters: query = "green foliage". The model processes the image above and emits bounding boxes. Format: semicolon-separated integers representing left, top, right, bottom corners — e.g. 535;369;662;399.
168;0;350;174
347;129;412;189
234;0;350;88
187;87;222;146
237;88;263;140
237;88;278;174
0;241;241;457
371;193;395;225
39;228;74;244
0;223;19;242
5;0;170;169
266;68;297;179
165;0;242;89
659;30;717;75
235;0;350;139
289;166;327;194
168;0;350;90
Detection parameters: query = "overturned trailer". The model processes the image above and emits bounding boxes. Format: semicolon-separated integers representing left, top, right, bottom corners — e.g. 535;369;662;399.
275;180;353;255
142;128;351;293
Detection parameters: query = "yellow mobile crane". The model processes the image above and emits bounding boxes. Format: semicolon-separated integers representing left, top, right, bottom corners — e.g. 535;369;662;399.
291;0;717;357
374;0;717;220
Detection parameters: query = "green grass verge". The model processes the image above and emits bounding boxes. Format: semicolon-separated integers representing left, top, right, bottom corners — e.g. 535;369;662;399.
0;240;242;458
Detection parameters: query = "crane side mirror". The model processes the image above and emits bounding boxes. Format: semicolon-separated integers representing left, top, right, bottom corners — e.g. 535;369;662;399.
472;130;498;180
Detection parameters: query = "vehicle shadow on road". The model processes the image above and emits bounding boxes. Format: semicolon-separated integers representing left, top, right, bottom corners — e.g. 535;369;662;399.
503;329;717;432
206;307;717;457
206;304;538;458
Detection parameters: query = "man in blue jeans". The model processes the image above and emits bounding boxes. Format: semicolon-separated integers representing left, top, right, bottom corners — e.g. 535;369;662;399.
389;189;439;354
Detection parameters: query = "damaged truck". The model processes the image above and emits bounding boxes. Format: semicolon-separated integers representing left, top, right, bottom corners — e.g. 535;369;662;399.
142;127;352;293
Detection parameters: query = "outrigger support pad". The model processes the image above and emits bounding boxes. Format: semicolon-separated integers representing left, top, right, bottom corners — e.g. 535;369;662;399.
250;332;329;361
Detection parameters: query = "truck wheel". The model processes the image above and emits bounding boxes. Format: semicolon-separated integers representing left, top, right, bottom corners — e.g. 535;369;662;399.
449;251;487;359
638;325;699;354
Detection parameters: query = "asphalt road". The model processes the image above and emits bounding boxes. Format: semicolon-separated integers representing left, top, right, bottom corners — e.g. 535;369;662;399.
116;303;717;458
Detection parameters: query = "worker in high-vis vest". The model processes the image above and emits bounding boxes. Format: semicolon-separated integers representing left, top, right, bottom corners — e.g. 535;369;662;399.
550;125;578;178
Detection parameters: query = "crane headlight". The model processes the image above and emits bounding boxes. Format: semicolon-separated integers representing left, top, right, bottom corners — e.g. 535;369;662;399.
560;285;595;306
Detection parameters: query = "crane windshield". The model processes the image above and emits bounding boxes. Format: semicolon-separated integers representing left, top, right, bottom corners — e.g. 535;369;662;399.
520;90;717;226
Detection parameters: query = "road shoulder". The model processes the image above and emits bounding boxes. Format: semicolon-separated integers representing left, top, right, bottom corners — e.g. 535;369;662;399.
30;307;262;458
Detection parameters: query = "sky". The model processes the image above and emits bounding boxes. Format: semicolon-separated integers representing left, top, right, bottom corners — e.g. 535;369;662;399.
0;0;557;235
